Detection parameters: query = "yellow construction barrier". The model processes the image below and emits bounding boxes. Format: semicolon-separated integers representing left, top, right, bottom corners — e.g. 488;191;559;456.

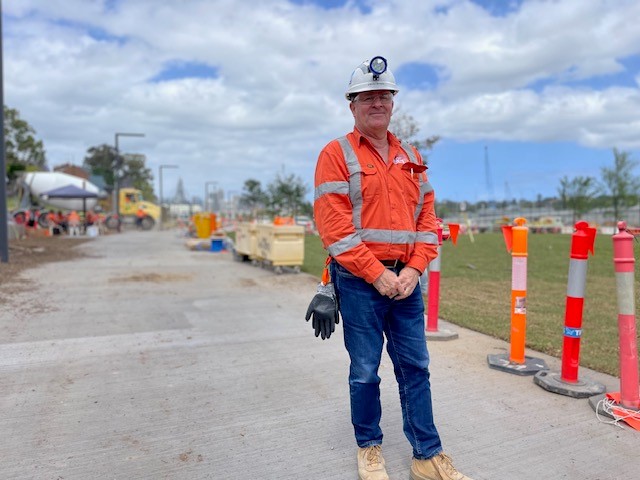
235;222;258;260
255;223;304;272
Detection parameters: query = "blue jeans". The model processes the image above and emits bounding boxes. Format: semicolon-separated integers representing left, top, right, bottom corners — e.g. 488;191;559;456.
331;261;442;460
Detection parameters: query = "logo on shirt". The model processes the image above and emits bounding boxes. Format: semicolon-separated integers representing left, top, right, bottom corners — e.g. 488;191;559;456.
393;155;408;164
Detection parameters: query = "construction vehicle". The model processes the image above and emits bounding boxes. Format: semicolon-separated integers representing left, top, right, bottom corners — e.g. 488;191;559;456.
13;171;102;228
105;188;160;231
530;216;564;234
13;172;159;231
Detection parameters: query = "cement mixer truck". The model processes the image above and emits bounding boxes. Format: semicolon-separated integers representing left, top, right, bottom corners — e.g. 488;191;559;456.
13;171;102;228
13;171;160;230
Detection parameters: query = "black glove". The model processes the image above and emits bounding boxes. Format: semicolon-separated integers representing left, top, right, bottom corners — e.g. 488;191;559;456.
305;283;340;340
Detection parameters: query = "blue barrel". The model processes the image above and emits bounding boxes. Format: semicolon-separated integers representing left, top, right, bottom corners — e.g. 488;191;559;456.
211;238;224;252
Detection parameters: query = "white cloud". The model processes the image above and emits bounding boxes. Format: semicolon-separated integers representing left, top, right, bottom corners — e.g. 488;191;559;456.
4;0;640;201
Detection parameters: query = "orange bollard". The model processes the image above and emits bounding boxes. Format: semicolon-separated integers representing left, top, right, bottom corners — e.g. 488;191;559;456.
534;221;605;397
423;219;460;341
487;217;547;375
590;221;640;429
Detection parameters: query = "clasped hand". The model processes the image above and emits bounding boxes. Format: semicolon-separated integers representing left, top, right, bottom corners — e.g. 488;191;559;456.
373;267;420;300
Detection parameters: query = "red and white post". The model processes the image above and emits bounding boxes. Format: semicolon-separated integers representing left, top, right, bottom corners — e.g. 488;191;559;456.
423;219;460;341
590;221;640;429
612;221;640;409
534;221;605;397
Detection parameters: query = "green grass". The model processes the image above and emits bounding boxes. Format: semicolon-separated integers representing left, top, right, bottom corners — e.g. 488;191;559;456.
302;232;639;376
302;234;329;278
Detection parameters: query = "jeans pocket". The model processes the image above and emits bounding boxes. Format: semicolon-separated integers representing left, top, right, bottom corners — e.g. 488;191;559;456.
334;262;360;280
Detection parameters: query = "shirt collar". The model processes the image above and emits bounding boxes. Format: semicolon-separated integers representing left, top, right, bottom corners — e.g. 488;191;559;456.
352;127;401;148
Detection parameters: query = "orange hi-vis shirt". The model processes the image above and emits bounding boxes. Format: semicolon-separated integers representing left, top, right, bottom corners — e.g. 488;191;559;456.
314;128;439;284
67;211;80;226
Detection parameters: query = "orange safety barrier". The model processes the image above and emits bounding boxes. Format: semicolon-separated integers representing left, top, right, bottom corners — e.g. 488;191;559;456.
612;221;640;411
534;221;604;397
274;216;294;226
424;219;459;341
487;217;547;375
590;221;640;429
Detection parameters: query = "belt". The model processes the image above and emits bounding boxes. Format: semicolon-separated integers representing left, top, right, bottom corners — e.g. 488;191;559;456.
380;259;405;269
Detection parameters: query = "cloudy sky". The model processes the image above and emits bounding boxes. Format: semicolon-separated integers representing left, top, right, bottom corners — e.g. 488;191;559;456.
4;0;640;206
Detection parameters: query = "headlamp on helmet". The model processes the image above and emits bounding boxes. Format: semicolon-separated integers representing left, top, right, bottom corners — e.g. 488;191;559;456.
369;56;387;78
345;55;399;101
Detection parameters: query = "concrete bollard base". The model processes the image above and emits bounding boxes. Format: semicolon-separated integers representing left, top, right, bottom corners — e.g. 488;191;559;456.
425;327;459;341
487;352;548;376
534;370;606;398
424;315;459;341
589;393;612;419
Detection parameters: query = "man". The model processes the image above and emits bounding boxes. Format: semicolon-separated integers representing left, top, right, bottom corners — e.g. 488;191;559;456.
312;57;472;480
46;209;58;236
135;206;145;229
67;210;81;236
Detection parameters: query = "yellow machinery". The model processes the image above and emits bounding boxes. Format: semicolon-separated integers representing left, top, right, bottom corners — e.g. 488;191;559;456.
193;212;218;239
105;188;161;230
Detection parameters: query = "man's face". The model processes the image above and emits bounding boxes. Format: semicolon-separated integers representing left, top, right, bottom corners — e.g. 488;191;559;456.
349;90;394;134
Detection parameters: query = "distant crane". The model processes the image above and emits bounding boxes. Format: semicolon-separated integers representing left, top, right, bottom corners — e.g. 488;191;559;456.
484;145;495;208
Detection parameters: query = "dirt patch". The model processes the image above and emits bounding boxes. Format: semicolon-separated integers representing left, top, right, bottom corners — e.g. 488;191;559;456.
0;235;92;297
238;278;258;287
255;272;318;289
110;272;193;283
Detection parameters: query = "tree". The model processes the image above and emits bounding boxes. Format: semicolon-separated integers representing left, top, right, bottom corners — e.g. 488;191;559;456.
558;175;597;223
557;176;569;209
4;105;47;179
121;154;155;201
83;144;118;188
266;171;309;218
389;110;440;155
83;145;155;200
239;179;267;219
600;149;640;223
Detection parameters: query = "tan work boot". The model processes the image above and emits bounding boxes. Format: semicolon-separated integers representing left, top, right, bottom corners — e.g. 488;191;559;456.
410;452;473;480
357;445;389;480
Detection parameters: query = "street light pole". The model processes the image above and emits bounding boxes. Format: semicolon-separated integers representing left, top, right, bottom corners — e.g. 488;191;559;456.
0;3;8;263
114;132;144;231
205;181;217;212
159;164;178;229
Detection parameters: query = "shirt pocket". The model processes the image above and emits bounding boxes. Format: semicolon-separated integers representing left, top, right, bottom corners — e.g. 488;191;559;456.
400;167;423;208
351;163;380;201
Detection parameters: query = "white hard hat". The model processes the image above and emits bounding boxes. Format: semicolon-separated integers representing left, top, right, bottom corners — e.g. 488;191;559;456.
345;56;399;101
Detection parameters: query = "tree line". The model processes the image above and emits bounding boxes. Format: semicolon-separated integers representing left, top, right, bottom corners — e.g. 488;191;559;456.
4;104;310;215
5;105;639;224
434;148;640;224
389;112;640;225
238;171;312;220
4;105;155;201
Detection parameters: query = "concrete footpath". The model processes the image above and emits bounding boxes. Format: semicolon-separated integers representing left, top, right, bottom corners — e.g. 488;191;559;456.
0;229;638;480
